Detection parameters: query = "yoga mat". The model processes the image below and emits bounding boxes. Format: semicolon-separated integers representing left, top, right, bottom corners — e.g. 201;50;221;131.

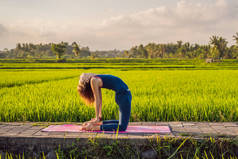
42;125;171;134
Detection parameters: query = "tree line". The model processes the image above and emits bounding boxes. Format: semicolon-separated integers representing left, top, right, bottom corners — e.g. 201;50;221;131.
125;33;238;59
0;33;238;59
0;42;91;59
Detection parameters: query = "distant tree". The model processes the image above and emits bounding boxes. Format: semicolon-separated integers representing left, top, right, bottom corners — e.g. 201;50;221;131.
159;44;165;58
209;36;228;59
145;43;160;58
16;43;22;50
184;42;190;51
233;32;238;45
123;50;129;58
145;43;155;58
80;46;91;57
176;41;185;58
51;42;66;59
128;46;139;58
209;45;219;59
138;44;148;58
0;52;7;58
5;33;238;59
177;40;183;48
199;45;211;59
229;45;238;59
72;42;80;56
165;43;177;57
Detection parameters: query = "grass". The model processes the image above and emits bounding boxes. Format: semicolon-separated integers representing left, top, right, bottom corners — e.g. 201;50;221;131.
0;69;79;88
1;137;238;159
0;67;238;122
2;58;238;70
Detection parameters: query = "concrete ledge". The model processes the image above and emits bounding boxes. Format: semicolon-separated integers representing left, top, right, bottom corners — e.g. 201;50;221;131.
0;122;237;153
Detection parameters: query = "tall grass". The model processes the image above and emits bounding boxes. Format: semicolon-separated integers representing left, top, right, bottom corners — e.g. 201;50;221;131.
0;69;238;122
0;69;79;88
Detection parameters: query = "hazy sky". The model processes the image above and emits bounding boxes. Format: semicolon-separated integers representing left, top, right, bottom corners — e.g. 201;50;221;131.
0;0;238;50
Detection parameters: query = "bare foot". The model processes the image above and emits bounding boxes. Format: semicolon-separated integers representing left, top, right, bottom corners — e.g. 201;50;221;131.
82;121;90;126
82;118;102;126
80;122;100;131
82;118;96;126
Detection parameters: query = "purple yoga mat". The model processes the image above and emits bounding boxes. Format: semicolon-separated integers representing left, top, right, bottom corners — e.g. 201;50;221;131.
42;124;171;134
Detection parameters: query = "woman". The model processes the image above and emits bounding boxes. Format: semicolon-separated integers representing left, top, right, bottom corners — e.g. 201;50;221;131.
77;73;132;131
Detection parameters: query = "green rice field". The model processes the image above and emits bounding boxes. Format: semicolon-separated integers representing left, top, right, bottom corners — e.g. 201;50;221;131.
0;59;238;122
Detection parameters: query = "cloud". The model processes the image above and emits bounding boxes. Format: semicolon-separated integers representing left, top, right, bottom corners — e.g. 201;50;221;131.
0;21;61;49
93;0;238;48
0;0;238;50
0;24;8;36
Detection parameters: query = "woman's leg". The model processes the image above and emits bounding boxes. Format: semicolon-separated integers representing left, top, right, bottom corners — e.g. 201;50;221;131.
100;91;132;131
117;93;131;131
102;120;119;124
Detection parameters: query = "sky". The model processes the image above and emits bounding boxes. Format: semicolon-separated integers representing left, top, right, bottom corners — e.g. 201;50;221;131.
0;0;238;50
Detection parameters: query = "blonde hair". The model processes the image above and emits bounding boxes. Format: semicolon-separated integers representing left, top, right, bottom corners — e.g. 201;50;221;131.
77;73;96;105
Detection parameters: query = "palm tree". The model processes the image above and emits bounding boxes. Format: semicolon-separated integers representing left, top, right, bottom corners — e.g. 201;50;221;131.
51;42;66;60
233;32;238;45
209;36;228;59
145;43;157;58
177;40;183;48
138;44;148;58
16;43;22;50
72;42;80;57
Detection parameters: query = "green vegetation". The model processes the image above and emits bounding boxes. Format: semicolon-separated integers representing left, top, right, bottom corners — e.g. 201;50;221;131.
72;42;80;57
0;59;237;157
0;59;238;122
1;58;238;70
0;70;78;88
1;33;238;59
51;42;67;60
1;137;238;159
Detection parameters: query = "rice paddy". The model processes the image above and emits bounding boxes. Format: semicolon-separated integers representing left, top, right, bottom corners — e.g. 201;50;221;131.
1;59;238;122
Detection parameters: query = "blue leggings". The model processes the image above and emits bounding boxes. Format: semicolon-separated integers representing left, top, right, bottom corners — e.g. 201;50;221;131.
100;90;132;131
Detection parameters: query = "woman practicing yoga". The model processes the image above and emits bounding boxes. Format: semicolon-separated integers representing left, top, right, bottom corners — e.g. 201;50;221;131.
77;73;132;131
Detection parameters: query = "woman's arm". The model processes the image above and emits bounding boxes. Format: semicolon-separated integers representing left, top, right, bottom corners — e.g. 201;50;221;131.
99;88;102;119
82;83;102;126
90;77;102;121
